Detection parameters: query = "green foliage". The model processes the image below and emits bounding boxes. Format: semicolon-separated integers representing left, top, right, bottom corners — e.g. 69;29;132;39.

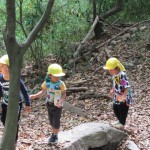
0;1;6;52
120;0;150;21
18;0;89;65
47;0;89;63
111;0;150;22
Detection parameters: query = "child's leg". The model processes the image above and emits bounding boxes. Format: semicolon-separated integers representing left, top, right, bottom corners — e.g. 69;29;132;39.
47;104;62;133
1;103;7;125
118;103;129;125
113;103;120;121
52;107;62;131
47;103;54;129
48;107;62;144
52;128;59;135
16;103;22;142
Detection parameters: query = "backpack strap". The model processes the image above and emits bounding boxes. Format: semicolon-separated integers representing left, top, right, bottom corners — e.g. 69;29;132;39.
45;75;61;89
0;74;3;80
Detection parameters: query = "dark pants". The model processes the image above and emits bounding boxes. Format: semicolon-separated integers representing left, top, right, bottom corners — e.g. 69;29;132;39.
113;102;129;125
1;102;22;142
47;102;62;129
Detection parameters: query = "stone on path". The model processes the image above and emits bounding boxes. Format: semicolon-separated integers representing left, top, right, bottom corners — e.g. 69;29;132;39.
58;122;126;150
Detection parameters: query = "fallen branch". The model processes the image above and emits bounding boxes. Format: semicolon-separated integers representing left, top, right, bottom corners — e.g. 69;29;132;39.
101;0;123;19
79;93;111;100
31;97;87;117
29;84;40;94
73;16;99;58
63;101;86;117
66;80;91;87
104;48;111;58
67;87;88;93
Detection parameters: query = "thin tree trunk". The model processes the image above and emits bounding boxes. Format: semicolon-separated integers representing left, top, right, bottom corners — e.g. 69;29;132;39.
0;50;23;149
93;0;97;21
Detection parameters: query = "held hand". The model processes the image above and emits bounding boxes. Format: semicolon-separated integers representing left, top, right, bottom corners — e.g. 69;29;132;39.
25;106;31;112
29;95;36;100
57;102;63;108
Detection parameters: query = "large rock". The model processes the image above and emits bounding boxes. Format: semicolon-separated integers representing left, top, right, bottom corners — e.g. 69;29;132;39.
58;122;126;150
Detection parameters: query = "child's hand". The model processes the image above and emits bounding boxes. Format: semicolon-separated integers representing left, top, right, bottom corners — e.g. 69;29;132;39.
116;94;126;102
29;95;36;100
57;102;63;108
108;89;114;98
25;106;31;112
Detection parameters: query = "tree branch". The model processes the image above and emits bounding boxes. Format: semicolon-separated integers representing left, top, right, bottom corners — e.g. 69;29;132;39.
5;0;16;37
22;0;55;51
73;16;99;58
102;0;123;19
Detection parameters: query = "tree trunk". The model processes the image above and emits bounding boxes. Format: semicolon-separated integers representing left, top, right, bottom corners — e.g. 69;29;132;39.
93;0;103;39
93;0;96;21
102;0;123;19
94;0;123;39
94;21;103;39
0;51;23;149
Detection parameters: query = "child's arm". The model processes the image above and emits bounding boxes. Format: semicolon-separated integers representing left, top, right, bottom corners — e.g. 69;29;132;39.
30;89;46;100
57;90;66;108
0;86;3;114
108;88;114;98
20;80;31;112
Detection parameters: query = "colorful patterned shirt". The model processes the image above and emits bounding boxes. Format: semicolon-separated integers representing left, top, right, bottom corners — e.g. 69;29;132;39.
112;71;132;105
41;79;66;103
0;74;30;106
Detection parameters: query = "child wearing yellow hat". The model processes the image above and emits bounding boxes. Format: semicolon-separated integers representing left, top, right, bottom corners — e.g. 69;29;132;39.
0;55;31;143
103;57;132;129
30;63;66;144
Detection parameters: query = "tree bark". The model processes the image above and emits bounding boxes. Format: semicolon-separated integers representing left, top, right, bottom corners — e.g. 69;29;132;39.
93;0;97;21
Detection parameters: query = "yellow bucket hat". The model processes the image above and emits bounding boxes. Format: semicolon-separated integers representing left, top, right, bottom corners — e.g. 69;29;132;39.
0;55;9;66
47;63;65;77
103;57;125;71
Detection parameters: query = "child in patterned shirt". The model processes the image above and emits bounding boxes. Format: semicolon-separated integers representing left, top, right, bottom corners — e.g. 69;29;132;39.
103;57;132;129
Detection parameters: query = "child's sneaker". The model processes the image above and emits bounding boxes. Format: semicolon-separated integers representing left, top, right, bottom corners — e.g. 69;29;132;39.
48;134;58;144
114;122;124;129
111;120;120;125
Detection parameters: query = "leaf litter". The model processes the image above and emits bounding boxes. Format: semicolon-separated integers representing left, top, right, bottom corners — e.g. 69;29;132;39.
0;22;150;150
